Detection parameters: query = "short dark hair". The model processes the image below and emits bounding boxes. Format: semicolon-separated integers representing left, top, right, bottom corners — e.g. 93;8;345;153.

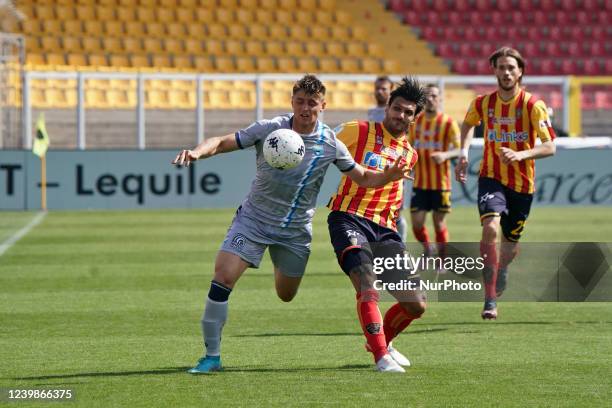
388;76;427;115
293;74;326;97
375;75;394;88
489;46;525;79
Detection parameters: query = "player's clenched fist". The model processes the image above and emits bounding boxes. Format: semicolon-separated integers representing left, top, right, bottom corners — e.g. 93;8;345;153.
173;149;198;167
455;156;468;184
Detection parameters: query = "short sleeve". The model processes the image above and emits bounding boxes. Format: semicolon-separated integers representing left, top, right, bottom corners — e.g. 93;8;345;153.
334;138;356;172
447;119;461;149
463;98;482;127
530;100;556;143
334;121;360;149
235;118;281;149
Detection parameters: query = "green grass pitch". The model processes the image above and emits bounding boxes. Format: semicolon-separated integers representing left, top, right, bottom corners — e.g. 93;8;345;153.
1;207;611;407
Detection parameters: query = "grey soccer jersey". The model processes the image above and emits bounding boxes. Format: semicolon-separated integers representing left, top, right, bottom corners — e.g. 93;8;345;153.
235;114;356;228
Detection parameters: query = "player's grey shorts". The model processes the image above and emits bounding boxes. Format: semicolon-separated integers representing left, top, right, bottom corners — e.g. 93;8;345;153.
220;206;312;278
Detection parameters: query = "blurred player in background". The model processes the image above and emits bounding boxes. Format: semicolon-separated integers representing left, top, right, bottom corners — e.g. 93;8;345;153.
173;75;413;374
367;75;394;123
328;77;427;373
409;84;460;261
455;47;556;319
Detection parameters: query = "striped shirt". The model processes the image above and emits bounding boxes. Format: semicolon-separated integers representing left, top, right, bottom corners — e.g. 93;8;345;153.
409;112;460;191
327;121;418;231
464;89;556;194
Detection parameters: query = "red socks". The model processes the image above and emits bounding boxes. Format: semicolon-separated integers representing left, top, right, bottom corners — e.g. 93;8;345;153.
356;290;387;362
435;227;449;259
383;303;419;345
480;241;498;300
412;226;430;253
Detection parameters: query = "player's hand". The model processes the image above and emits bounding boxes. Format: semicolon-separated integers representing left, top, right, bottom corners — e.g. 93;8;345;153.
430;151;446;164
455;156;468;184
384;157;410;182
173;149;199;167
500;147;524;164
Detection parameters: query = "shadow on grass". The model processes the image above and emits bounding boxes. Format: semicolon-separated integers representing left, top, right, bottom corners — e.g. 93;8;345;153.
232;328;448;338
14;368;189;381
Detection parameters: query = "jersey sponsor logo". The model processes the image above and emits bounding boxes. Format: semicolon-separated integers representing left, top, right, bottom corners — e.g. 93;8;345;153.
230;233;247;250
487;129;528;143
364;150;399;170
493;117;516;125
413;140;443;150
309;144;323;157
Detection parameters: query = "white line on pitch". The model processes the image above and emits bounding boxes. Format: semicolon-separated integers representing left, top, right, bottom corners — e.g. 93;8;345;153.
0;212;47;257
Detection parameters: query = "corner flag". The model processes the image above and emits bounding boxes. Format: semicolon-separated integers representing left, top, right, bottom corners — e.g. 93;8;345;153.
33;113;49;158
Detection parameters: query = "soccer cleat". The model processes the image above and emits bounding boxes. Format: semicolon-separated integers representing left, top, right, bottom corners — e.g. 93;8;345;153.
187;355;222;374
376;354;405;373
481;299;498;320
496;267;508;297
387;343;411;367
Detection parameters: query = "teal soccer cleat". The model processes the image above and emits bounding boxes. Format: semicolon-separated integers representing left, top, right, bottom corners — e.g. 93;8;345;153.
188;356;222;374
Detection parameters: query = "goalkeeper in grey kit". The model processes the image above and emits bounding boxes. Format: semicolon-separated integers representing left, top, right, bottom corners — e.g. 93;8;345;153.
172;75;414;373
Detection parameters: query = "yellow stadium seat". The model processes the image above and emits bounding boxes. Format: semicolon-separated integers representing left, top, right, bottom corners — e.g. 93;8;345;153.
297;57;317;73
157;8;175;23
277;57;297;72
334;11;352;25
108;54;129;67
204;39;224;56
125;21;146;37
278;0;296;10
167;23;187;38
149;79;171;91
351;26;367;39
135;6;154;21
325;42;346;57
117;6;136;21
211;80;232;90
90;54;110;67
46;89;69;108
254;9;272;23
117;0;135;6
164;39;184;54
268;25;287;39
294;11;313;25
226;40;245;56
67;53;87;67
62;37;82;53
330;26;350;41
214;56;236;72
367;43;385;58
82;37;106;53
26;54;45;67
248;24;269;40
20;21;42;35
214;9;234;24
259;0;278;9
327;91;353;107
41;20;62;34
63;20;83;35
314;10;333;25
173;55;193;70
143;38;163;54
255;57;276;72
57;5;76;20
304;41;324;56
319;57;339;73
265;41;284;56
207;23;227;38
301;0;317;10
361;57;382;73
176;9;194;23
87;79;109;90
229;90;255;108
340;58;360;73
227;25;247;40
130;54;150;68
207;90;231;109
45;53;66;66
317;0;336;11
346;42;366;58
179;0;198;8
168;90;195;109
146;90;169;108
31;89;47;108
239;0;258;8
186;23;206;38
103;21;123;36
285;40;304;55
25;37;41;53
147;22;166;36
273;10;292;23
287;26;308;40
75;5;95;21
219;0;239;8
245;40;264;56
123;38;143;54
235;9;254;24
382;59;400;73
159;0;177;6
41;36;62;52
236;57;255;72
107;90;133;109
96;6;115;21
184;39;204;54
195;8;214;22
34;5;55;20
310;26;329;41
269;90;289;107
352;92;373;109
199;0;217;7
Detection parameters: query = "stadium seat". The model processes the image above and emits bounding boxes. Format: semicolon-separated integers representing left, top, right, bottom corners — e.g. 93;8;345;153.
207;23;227;38
215;56;236;72
339;58;360;73
96;6;115;21
255;57;277;72
167;23;187;39
361;58;382;73
248;24;269;40
245;40;265;56
225;40;245;56
304;42;325;56
75;5;95;20
144;39;163;54
173;55;193;70
235;9;254;24
325;42;346;57
236;57;255;72
297;57;318;72
227;25;248;39
102;21;122;36
193;56;214;71
118;6;136;21
204;39;224;56
130;54;150;68
265;41;284;56
346;42;366;58
151;55;173;69
176;8;195;23
277;57;297;72
90;54;110;67
186;23;206;38
67;53;87;67
315;10;333;25
319;57;340;73
285;41;304;55
62;37;82;53
195;8;214;22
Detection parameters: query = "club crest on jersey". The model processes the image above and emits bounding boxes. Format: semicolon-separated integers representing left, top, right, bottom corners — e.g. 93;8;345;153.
376;134;383;145
310;144;323;156
488;108;495;118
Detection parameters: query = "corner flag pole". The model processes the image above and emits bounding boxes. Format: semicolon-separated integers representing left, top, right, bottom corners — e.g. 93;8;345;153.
32;113;50;211
41;155;47;211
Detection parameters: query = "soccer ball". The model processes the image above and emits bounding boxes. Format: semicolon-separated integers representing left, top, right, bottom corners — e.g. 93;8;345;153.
263;128;305;170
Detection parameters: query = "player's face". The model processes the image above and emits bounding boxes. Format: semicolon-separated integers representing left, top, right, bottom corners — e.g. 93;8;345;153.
374;80;392;106
494;56;522;91
291;90;326;132
425;86;440;113
383;96;417;136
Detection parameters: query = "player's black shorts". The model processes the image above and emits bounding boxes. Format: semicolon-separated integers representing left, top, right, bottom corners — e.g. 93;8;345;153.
477;177;533;242
327;210;404;275
409;188;451;213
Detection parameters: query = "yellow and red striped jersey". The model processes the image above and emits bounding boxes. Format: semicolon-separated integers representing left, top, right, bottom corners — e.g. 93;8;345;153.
327;121;418;231
464;89;556;194
409;112;460;191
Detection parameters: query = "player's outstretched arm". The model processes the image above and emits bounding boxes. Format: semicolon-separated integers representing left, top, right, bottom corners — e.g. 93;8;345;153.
455;122;474;183
345;158;413;188
500;141;556;164
172;133;239;166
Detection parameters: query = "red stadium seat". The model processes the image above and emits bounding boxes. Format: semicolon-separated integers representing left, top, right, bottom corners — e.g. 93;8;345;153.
447;11;462;25
403;11;421;25
516;0;534;10
437;43;455;58
605;60;612;75
548;27;563;41
432;0;448;12
522;42;539;58
454;0;470;11
421;27;442;41
453;59;472;75
426;11;442;25
590;27;606;41
567;26;584;41
528;59;542;75
567;42;583;58
475;59;490;75
464;27;480;41
539;59;558;75
545;43;562;57
594;92;611;109
387;0;407;12
511;10;526;25
559;0;577;11
582;0;600;11
539;0;556;11
474;0;489;11
459;43;476;58
597;11;610;24
589;42;607;57
560;60;577;75
490;11;504;25
581;59;602;76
